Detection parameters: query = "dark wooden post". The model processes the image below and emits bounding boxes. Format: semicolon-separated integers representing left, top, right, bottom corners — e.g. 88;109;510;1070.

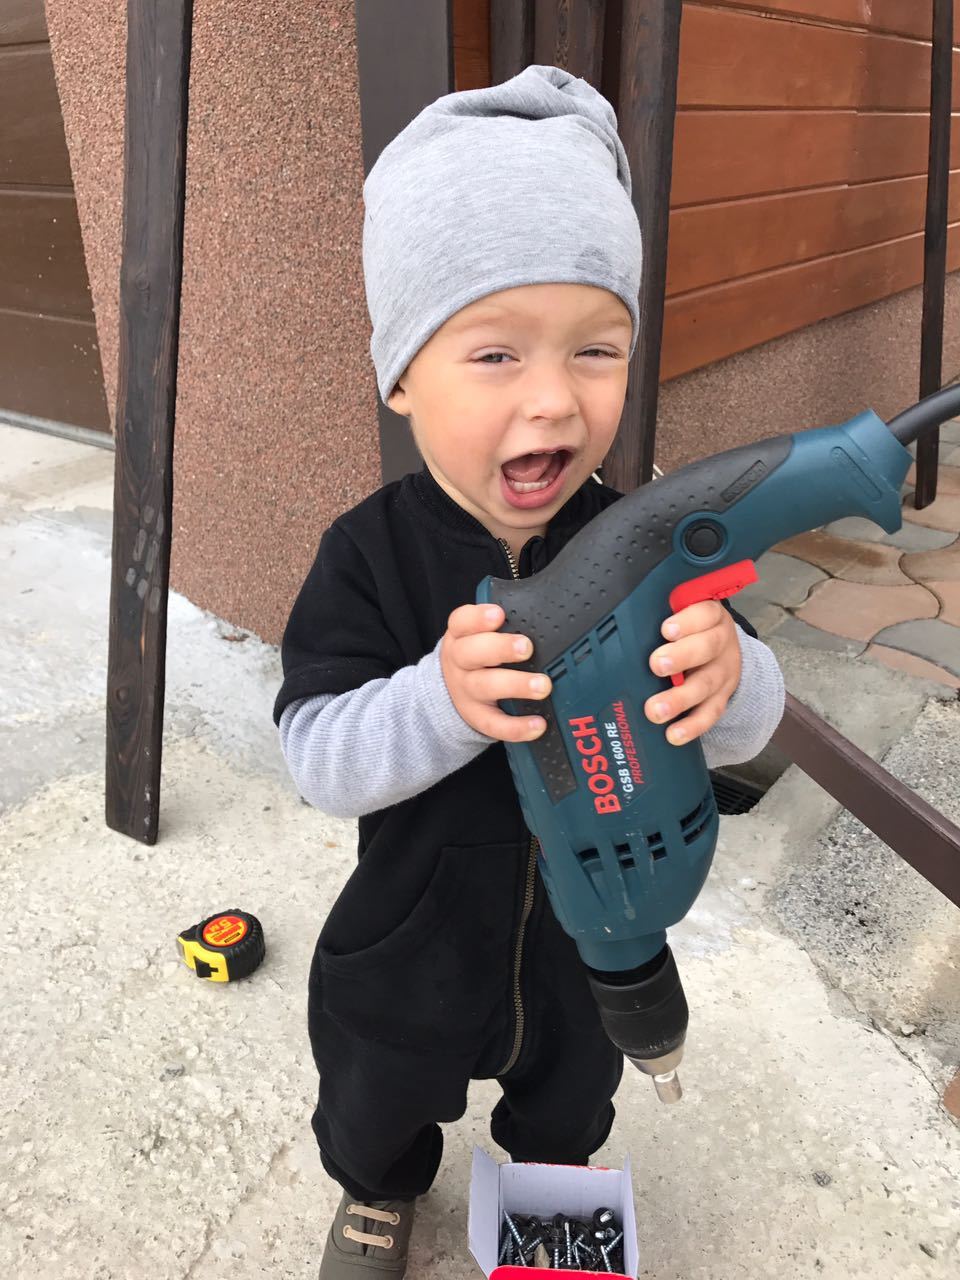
105;0;193;844
601;0;682;494
913;0;954;510
532;0;607;81
355;0;456;486
490;0;535;83
489;0;676;494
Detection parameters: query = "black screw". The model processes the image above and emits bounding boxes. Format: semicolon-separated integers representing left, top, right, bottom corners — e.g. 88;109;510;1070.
601;1229;625;1272
519;1219;546;1264
592;1207;616;1231
503;1214;527;1266
573;1221;597;1270
498;1230;514;1266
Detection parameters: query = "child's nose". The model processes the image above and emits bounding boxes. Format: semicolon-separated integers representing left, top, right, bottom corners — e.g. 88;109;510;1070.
521;367;580;420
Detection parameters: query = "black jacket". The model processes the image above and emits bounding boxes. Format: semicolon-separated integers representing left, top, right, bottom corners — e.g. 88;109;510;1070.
274;466;755;1060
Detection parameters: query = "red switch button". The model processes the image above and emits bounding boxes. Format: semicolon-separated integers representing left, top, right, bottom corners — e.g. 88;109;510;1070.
665;560;758;686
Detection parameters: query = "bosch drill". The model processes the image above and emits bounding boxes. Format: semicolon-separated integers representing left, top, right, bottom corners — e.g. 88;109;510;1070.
476;385;959;1103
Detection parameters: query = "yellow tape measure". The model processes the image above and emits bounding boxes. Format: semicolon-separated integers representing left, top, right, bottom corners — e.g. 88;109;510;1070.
177;910;265;982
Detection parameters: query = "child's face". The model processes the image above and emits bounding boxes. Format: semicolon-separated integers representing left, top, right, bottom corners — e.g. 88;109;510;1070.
387;283;631;554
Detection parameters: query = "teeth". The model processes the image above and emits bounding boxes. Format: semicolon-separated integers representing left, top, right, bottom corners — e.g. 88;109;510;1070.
501;449;569;495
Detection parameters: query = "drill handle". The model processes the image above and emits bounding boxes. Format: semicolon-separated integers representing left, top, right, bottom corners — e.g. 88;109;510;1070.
480;411;911;671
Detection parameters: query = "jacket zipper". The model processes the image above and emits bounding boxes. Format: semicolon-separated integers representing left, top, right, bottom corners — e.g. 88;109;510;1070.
496;537;538;1076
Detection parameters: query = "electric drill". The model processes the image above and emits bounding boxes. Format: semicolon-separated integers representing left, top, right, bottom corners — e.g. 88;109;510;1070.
476;385;959;1104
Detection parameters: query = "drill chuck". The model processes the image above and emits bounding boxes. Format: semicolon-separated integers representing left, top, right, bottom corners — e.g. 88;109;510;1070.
587;944;688;1103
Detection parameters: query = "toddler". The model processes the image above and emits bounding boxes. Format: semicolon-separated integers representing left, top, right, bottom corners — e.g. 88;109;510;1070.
274;64;785;1279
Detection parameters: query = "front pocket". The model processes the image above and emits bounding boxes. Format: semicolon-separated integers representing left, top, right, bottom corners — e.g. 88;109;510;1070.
316;843;519;1051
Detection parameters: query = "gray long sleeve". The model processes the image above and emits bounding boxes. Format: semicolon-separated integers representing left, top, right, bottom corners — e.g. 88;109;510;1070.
279;629;785;819
279;639;490;818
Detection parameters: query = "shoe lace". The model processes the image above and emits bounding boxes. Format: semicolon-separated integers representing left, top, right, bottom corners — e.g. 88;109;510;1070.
342;1202;402;1250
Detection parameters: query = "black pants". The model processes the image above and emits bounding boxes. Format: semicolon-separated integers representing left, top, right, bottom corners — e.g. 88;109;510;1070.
307;892;624;1202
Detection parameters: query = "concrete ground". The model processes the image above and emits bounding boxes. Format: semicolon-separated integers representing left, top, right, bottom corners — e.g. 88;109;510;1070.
1;425;958;1280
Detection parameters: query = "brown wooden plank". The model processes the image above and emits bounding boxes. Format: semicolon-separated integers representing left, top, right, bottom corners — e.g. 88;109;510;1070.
773;694;960;910
105;0;193;844
0;47;72;186
661;223;960;380
454;0;490;91
0;309;108;428
666;172;960;296
700;0;960;42
679;6;960;111
533;0;607;84
0;0;47;46
0;191;94;317
671;110;960;206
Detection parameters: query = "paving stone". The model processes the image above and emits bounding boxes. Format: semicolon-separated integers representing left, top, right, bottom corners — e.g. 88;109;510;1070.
773;531;911;585
765;615;867;656
940;417;960;446
900;538;960;582
863;644;960;691
905;462;960;494
737;599;790;639
944;444;960;467
945;1070;960;1120
870;618;960;678
795;578;939;642
821;514;955;552
740;552;828;609
927;580;960;626
900;488;960;532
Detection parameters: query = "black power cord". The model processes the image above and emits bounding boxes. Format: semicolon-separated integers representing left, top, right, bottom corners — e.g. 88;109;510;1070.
887;383;960;446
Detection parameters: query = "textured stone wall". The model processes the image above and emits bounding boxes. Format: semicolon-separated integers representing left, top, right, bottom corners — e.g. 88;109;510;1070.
46;0;381;645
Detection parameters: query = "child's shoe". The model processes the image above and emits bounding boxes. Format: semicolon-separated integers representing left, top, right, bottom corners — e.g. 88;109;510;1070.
318;1192;416;1278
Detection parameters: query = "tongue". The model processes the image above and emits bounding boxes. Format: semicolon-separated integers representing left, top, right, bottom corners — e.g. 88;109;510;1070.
502;452;556;482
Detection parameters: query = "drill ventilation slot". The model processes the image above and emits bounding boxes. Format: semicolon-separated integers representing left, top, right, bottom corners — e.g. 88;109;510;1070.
644;830;665;860
681;791;716;845
576;847;601;871
614;840;636;869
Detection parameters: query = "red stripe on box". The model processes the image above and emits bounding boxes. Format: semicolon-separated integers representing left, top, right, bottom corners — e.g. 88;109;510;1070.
491;1269;630;1279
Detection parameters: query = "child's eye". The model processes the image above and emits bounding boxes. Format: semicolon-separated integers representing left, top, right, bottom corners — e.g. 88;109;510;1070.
478;348;619;363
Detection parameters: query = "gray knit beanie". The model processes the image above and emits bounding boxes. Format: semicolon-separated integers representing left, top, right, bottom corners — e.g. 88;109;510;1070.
362;64;642;405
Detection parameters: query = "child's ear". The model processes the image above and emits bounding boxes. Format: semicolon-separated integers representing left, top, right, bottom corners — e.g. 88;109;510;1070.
386;376;410;418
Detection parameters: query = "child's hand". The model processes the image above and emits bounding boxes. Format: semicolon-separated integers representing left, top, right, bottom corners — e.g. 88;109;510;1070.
644;601;742;746
440;603;551;742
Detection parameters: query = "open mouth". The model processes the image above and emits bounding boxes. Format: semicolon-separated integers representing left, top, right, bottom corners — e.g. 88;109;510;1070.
499;447;573;509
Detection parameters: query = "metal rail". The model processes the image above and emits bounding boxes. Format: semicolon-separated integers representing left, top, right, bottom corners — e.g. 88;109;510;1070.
774;694;960;909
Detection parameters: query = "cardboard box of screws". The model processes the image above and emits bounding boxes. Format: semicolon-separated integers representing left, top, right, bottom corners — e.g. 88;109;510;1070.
468;1148;637;1278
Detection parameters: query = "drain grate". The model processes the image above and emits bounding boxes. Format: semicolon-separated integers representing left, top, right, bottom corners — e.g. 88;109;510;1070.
710;769;768;816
